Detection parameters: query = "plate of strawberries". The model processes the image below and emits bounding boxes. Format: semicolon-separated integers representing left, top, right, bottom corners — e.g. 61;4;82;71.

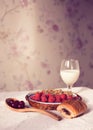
25;89;81;110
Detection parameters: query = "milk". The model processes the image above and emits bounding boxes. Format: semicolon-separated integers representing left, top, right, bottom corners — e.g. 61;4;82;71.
60;70;80;85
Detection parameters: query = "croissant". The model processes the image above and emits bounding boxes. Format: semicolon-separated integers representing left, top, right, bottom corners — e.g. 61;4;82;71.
57;99;87;118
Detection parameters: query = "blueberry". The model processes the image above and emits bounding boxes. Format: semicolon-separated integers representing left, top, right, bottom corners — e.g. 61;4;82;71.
19;101;25;108
6;99;14;106
9;99;14;104
11;103;16;108
18;104;22;109
6;98;25;109
14;100;20;108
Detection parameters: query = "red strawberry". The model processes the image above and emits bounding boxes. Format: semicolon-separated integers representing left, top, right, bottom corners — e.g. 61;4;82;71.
61;93;67;100
36;92;42;97
41;95;48;102
48;95;56;103
30;95;36;100
55;94;61;102
34;92;41;101
67;95;73;100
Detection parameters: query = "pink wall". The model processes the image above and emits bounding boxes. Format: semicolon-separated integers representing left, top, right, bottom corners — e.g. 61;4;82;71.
0;0;93;91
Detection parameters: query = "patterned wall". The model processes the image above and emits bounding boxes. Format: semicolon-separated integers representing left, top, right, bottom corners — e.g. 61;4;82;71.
0;0;93;91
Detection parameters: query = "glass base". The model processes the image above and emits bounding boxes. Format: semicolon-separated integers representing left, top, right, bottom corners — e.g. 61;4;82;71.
67;85;72;94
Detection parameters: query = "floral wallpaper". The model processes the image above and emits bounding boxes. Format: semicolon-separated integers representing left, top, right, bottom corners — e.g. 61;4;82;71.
0;0;93;91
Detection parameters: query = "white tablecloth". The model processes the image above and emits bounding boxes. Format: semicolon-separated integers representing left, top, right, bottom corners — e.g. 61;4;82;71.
0;87;93;130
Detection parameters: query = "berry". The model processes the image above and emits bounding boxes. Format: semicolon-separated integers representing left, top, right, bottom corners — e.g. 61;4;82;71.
55;94;61;102
18;104;22;109
48;95;56;103
7;99;14;106
14;100;20;108
34;92;41;101
19;101;25;108
67;95;73;100
9;99;14;104
11;103;15;108
41;95;48;102
61;94;67;100
6;98;25;109
30;95;35;100
31;93;41;101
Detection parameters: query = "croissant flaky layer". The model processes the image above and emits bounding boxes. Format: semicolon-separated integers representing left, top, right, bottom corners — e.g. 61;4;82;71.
57;99;87;118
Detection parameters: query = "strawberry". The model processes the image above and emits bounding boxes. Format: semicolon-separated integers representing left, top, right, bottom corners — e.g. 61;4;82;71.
48;95;56;103
35;92;41;101
67;95;73;100
41;95;48;102
30;95;36;100
31;92;41;101
61;93;67;100
55;94;61;102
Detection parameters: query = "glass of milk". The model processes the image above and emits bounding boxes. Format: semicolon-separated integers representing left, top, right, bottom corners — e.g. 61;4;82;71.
60;59;80;92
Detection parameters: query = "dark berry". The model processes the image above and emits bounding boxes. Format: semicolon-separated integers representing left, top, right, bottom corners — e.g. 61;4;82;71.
7;99;14;105
6;99;15;107
6;98;25;109
9;99;14;104
19;101;25;108
14;100;20;108
11;103;16;108
18;104;22;109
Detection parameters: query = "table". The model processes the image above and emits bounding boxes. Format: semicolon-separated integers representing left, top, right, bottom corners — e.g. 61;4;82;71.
0;87;93;130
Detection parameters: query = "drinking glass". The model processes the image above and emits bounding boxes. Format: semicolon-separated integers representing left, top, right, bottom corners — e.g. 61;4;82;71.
60;59;80;92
